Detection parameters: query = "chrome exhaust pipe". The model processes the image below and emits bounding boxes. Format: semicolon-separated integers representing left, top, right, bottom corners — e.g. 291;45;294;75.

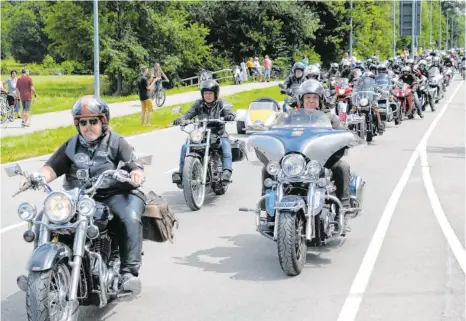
325;195;345;237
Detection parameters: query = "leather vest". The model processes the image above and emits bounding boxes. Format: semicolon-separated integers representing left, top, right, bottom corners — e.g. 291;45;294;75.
64;131;123;197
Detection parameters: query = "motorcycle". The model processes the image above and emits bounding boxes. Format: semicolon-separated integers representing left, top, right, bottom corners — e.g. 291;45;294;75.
232;65;242;85
417;75;435;112
349;77;381;142
428;67;444;103
374;74;401;125
171;107;247;211
334;77;353;124
4;155;153;321
462;59;466;80
198;69;213;87
240;109;365;276
279;83;300;111
443;66;453;87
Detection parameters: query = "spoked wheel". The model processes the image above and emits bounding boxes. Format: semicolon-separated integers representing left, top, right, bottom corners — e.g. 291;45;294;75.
182;156;205;211
155;88;166;107
277;211;307;276
26;262;74;321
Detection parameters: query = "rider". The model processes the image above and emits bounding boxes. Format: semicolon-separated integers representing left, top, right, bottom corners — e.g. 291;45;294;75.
399;65;423;119
281;62;306;110
414;59;435;112
260;80;351;219
21;96;146;294
171;79;235;183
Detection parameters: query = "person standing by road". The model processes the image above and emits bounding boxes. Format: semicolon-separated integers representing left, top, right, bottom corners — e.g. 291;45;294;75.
3;70;20;118
263;55;272;82
149;62;169;104
138;66;154;126
16;68;37;127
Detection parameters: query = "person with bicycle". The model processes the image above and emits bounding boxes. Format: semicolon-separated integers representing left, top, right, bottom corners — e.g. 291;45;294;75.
149;63;169;104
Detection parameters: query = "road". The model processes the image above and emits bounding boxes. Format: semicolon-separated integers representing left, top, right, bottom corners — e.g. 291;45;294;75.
0;81;280;138
1;78;464;321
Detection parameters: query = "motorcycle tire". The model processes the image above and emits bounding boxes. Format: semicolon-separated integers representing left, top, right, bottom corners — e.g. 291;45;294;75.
277;211;307;276
182;156;205;211
26;262;75;321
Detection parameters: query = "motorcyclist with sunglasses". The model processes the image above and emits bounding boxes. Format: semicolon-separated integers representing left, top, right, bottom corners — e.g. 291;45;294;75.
19;95;146;295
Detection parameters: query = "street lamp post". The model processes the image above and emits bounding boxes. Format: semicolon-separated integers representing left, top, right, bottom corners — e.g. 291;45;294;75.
393;0;396;57
93;0;100;98
411;0;415;58
349;0;353;58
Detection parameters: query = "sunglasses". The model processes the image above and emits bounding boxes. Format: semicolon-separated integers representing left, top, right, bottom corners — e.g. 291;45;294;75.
78;118;99;126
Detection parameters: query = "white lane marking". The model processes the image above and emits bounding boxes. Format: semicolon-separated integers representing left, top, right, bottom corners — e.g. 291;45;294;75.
0;221;27;234
336;80;463;321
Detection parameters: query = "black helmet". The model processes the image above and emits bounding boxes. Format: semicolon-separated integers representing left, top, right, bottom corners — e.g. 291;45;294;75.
292;62;306;79
298;79;325;108
200;79;220;102
72;95;110;136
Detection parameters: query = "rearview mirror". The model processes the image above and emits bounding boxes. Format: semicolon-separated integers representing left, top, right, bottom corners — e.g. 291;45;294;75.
171;106;182;115
5;163;23;177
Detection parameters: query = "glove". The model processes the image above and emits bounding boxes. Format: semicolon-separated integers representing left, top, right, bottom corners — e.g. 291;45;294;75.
173;118;183;126
224;114;235;121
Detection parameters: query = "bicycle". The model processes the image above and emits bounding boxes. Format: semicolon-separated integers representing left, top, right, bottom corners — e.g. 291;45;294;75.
0;92;16;125
153;79;169;107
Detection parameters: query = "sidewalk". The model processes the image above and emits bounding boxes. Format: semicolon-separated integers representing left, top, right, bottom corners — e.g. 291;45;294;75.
0;81;280;138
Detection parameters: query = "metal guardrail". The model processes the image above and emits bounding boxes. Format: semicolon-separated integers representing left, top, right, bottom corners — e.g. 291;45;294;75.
181;68;233;87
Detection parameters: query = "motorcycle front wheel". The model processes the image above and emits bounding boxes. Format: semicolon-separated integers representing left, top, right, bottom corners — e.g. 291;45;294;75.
26;262;74;321
182;156;205;211
277;211;307;276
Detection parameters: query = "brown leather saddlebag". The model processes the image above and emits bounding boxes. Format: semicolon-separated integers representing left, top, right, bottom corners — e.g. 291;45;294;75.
142;190;179;243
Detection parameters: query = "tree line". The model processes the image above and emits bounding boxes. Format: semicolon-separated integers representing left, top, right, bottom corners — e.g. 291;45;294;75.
1;0;464;95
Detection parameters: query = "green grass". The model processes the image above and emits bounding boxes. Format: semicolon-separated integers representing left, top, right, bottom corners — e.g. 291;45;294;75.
12;75;256;114
0;86;285;163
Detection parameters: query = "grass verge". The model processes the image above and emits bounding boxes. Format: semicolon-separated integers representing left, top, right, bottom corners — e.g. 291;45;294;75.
1;86;284;163
18;75;256;115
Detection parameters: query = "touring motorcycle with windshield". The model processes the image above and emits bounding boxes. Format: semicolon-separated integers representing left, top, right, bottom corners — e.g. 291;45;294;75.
240;110;365;276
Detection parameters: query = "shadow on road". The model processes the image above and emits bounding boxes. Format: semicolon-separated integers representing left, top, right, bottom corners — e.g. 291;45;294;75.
173;234;334;282
427;146;465;159
161;189;226;214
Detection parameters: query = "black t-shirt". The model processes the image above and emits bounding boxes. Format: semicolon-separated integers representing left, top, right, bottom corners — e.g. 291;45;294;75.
45;134;136;178
137;76;150;101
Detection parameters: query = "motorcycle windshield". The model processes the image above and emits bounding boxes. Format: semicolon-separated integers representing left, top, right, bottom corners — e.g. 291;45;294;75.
249;101;277;111
273;109;332;128
248;110;362;166
428;67;440;78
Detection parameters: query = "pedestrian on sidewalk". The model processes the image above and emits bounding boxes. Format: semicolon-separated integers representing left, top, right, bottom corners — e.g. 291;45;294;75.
137;66;154;126
3;70;21;118
263;55;272;82
16;68;37;127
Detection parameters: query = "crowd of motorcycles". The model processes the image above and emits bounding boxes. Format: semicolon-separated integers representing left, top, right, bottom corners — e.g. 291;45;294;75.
284;49;465;143
3;48;464;321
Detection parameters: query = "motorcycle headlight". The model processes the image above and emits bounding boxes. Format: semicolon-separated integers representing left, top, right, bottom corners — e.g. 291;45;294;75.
359;97;369;106
306;160;322;177
338;88;346;95
77;196;95;216
266;161;280;176
18;202;37;221
44;192;75;224
281;154;306;177
190;129;204;143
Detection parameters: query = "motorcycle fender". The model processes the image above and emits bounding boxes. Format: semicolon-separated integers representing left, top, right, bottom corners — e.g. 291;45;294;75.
275;195;307;214
26;242;72;272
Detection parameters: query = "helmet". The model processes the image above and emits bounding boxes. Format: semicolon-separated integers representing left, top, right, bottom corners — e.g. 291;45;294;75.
342;60;351;69
330;62;339;69
297;79;325;108
418;59;427;68
433;56;440;64
377;63;387;73
200;79;220;102
306;65;320;80
401;65;411;75
72;95;110;137
292;62;306;79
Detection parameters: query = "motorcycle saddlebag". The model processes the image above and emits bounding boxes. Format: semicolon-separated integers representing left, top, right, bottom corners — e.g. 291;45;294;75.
141;190;179;243
231;139;247;162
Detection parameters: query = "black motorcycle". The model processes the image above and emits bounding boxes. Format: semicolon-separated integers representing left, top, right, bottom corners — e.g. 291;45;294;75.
4;155;154;321
171;107;247;211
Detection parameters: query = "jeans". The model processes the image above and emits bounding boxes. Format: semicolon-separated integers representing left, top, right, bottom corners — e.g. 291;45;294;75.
179;137;233;172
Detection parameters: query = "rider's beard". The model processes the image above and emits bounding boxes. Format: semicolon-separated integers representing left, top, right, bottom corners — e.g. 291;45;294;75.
82;127;101;142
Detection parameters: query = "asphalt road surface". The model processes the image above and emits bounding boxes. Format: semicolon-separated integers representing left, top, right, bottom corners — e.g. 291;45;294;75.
1;77;464;321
